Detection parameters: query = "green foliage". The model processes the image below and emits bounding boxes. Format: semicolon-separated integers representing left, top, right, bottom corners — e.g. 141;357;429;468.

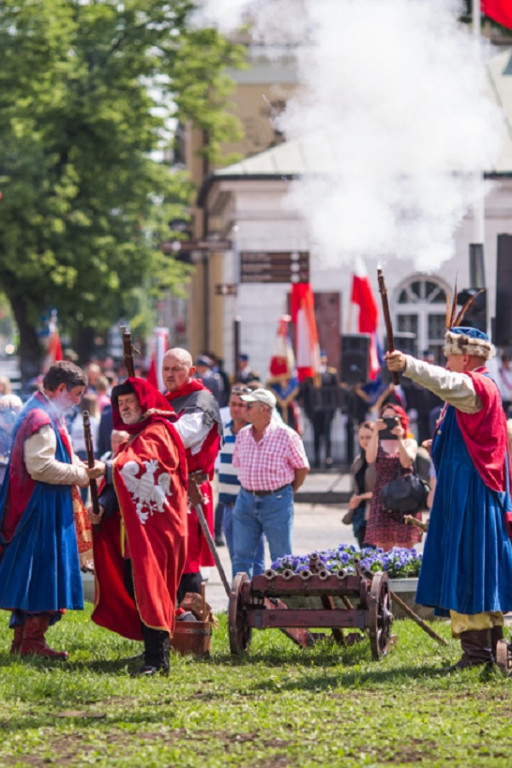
0;0;244;370
0;607;511;766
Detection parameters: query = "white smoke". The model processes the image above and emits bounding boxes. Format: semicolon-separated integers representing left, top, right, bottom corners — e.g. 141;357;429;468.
197;0;308;41
198;0;505;270
197;0;245;32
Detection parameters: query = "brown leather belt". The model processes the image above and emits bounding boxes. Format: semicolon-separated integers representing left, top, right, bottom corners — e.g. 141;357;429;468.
189;472;208;484
241;484;291;497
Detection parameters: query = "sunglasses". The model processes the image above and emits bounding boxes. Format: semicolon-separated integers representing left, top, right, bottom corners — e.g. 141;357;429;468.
231;386;251;395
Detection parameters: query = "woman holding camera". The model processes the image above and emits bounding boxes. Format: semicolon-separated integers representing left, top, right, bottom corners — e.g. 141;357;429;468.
364;403;421;551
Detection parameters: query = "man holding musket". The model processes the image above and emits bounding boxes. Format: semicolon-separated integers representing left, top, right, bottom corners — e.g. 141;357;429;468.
89;377;188;676
0;361;104;659
386;326;512;668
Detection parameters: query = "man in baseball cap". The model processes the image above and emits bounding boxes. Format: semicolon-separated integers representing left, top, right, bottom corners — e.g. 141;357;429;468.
240;387;276;410
232;387;309;578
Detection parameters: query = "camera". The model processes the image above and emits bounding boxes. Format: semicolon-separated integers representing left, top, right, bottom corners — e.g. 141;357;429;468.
380;416;399;439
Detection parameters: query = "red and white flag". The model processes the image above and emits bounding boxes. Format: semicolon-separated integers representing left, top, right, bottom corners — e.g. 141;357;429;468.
482;0;512;29
350;259;380;379
43;311;63;372
290;282;321;382
146;327;169;391
269;315;296;380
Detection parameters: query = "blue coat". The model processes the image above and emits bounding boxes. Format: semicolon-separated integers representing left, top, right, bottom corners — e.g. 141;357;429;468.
0;395;83;613
416;403;512;615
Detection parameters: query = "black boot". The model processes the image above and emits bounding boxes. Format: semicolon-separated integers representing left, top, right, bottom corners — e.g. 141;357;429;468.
132;626;170;677
491;626;504;658
177;572;203;605
452;629;493;669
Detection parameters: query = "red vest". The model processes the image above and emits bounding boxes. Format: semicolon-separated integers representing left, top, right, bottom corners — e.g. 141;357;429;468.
166;379;222;571
456;368;509;492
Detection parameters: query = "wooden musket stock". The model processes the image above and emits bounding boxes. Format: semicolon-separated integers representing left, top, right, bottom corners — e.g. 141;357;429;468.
377;268;400;385
83;410;101;525
121;325;135;378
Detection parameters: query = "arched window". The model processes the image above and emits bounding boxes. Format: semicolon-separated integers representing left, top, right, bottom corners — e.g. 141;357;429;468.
394;276;449;364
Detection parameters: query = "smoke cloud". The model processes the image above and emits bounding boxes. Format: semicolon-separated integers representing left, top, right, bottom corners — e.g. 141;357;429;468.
198;0;505;270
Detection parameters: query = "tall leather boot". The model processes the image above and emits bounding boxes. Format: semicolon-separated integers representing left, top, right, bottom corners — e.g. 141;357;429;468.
9;625;24;655
453;629;493;669
491;625;504;659
19;615;69;660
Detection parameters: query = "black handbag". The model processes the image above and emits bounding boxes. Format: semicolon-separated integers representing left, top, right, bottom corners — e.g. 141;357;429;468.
380;468;429;514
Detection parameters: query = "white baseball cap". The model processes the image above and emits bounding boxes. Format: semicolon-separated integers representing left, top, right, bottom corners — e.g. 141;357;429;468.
240;388;276;409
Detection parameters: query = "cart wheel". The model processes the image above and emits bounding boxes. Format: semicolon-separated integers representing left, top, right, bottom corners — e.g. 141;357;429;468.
228;572;252;656
496;639;512;676
368;571;393;660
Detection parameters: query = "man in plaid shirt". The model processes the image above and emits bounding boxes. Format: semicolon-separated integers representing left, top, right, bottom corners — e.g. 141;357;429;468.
232;388;309;577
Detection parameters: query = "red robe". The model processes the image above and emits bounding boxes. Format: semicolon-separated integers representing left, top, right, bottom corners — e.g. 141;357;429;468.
165;379;222;571
92;378;188;640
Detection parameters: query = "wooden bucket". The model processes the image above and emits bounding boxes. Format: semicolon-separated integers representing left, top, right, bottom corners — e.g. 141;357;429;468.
171;620;212;657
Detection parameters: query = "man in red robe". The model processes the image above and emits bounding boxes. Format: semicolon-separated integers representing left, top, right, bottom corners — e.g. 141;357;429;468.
162;348;223;600
89;377;188;676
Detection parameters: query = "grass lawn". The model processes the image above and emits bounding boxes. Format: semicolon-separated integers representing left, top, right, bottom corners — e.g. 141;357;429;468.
0;605;511;767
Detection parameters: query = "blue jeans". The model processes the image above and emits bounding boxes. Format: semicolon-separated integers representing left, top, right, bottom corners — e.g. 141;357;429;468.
232;485;294;578
221;502;265;579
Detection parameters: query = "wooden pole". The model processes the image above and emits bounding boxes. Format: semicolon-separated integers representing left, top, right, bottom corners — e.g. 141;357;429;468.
83;410;101;529
377;268;399;385
389;589;448;647
233;316;241;381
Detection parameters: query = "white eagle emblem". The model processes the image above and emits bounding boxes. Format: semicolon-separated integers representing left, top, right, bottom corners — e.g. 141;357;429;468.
120;459;172;524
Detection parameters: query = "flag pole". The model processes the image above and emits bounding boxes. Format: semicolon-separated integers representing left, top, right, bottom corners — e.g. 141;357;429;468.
346;298;353;333
472;0;485;247
473;0;481;37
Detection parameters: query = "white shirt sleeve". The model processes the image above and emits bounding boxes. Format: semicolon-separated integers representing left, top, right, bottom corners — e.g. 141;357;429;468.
404;355;481;413
24;425;89;485
173;411;211;455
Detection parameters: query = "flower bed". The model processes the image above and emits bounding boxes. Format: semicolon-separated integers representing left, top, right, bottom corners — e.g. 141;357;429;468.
271;544;423;580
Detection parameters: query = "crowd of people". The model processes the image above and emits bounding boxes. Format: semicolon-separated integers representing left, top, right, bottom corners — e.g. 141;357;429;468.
0;324;511;673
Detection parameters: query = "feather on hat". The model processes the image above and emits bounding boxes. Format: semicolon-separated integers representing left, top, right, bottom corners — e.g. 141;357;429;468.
443;285;493;359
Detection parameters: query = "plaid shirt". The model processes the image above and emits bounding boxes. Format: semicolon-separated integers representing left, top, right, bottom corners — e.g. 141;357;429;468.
233;421;309;491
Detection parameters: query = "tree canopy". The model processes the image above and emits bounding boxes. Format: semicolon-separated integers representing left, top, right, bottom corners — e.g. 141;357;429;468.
0;0;244;380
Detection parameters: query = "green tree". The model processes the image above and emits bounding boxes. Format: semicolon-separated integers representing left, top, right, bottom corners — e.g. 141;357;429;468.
0;0;244;382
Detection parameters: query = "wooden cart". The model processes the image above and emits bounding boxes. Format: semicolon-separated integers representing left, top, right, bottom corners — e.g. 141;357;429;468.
228;558;393;660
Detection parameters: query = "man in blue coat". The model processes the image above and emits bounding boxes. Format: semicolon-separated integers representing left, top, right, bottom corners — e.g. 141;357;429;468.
387;327;512;668
0;361;104;659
